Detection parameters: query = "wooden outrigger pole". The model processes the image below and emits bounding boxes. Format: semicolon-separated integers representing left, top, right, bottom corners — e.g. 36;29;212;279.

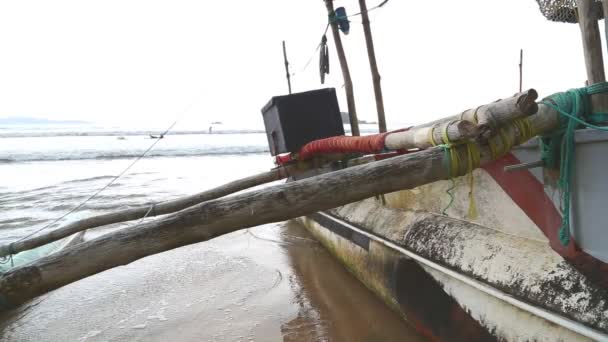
358;0;387;133
0;90;538;259
0;89;550;309
324;0;360;136
0;169;288;259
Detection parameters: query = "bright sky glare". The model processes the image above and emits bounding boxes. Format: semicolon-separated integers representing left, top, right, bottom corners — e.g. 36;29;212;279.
0;0;604;129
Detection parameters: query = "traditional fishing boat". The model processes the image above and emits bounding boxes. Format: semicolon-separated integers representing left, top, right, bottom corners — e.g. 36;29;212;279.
260;1;608;341
2;1;608;341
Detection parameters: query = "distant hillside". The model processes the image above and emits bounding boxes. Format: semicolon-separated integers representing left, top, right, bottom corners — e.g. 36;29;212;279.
0;116;90;125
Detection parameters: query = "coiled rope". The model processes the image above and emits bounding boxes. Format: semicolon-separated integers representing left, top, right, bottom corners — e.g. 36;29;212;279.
540;82;608;246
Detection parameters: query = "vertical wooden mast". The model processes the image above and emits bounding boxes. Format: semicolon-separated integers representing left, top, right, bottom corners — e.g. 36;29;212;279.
358;0;387;133
603;1;608;55
282;40;292;94
324;0;360;136
575;0;608;110
519;49;523;93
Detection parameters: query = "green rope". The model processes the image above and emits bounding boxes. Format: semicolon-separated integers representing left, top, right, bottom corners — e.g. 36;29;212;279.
442;179;456;216
438;143;480;217
440;145;455;215
540;82;608;246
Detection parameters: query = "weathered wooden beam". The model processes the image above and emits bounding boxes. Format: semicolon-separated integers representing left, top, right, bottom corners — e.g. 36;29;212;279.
576;0;608;111
418;89;538;139
358;0;387;133
384;89;538;150
0;101;563;309
384;120;478;150
577;0;606;84
324;0;360;136
0;169;287;258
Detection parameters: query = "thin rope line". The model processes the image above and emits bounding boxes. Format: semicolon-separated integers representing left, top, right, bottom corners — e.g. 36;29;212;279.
12;104;193;244
347;0;390;17
138;204;156;224
299;23;330;73
296;0;390;76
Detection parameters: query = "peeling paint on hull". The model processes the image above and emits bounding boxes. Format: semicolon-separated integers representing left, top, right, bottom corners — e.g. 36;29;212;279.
297;198;608;341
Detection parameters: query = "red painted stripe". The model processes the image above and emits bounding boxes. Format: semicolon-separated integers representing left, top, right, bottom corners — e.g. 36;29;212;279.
482;154;561;242
483;153;608;288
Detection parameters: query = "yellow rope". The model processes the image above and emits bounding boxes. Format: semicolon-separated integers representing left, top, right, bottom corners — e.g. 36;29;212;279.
442;120;458;145
512;117;535;145
487;128;510;160
441;117;533;219
472;106;480;124
428;124;439;146
486;118;534;160
441;142;480;218
459;106;481;123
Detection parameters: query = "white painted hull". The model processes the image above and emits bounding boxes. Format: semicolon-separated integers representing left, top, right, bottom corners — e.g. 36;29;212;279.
297;193;608;341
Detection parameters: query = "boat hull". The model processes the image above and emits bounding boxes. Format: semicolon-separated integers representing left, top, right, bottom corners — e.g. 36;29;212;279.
297;200;607;341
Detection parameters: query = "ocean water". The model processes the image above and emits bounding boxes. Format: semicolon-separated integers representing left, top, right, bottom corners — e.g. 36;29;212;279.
0;123;422;341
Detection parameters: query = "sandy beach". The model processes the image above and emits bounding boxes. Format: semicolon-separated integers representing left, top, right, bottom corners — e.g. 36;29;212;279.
0;222;422;341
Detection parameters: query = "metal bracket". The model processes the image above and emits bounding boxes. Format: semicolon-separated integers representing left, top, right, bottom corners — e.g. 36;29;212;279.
503;160;544;173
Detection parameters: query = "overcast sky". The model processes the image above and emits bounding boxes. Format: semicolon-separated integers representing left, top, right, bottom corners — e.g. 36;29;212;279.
0;0;604;129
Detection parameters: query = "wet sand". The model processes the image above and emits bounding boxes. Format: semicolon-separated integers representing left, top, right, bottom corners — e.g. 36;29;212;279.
0;221;423;341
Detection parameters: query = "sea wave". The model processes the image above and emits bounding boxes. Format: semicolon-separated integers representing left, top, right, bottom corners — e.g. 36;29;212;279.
2;146;269;163
0;129;266;138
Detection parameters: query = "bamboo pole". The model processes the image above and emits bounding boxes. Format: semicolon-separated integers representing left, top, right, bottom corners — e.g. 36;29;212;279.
358;0;387;133
385;89;538;150
576;0;608;111
0;99;562;309
384;120;478;150
324;0;360;136
282;40;292;94
0;169;288;259
413;89;538;140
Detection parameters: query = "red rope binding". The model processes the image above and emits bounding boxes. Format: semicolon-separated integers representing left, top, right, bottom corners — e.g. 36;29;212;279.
297;128;410;161
275;154;293;165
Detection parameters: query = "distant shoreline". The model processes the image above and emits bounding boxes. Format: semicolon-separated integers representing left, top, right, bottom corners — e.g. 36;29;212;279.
0;117;90;125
